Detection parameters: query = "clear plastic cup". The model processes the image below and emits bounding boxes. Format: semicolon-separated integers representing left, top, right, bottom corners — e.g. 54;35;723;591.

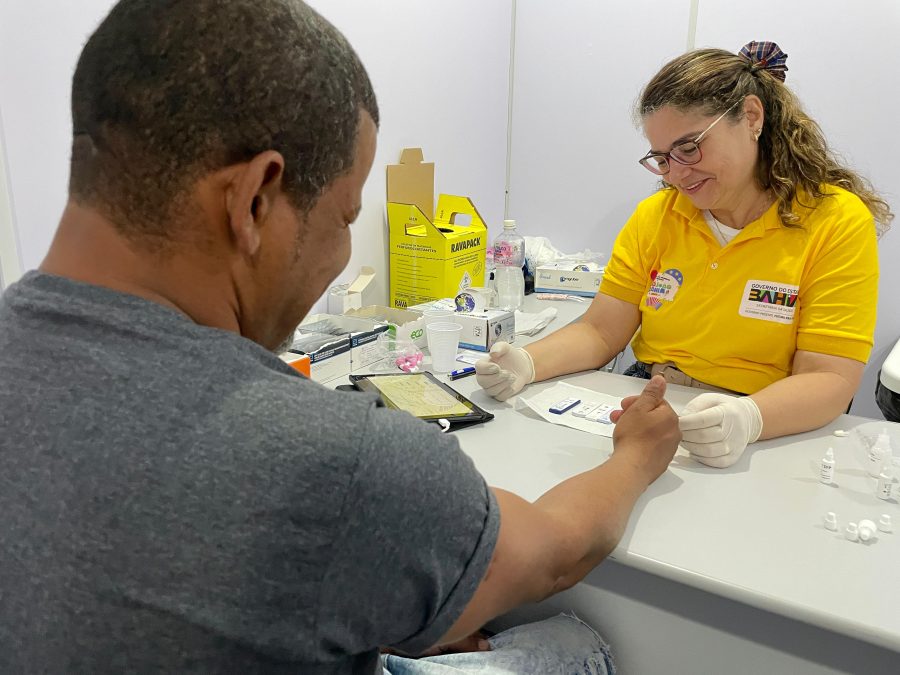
421;308;454;326
426;322;463;373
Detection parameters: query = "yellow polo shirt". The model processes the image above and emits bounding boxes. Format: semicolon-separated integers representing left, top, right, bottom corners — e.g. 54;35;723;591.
599;185;879;394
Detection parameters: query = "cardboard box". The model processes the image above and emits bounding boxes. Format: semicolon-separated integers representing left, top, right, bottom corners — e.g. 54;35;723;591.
409;300;515;352
535;263;605;297
288;331;351;383
386;148;488;309
300;314;390;372
344;305;428;349
278;352;311;377
326;266;376;314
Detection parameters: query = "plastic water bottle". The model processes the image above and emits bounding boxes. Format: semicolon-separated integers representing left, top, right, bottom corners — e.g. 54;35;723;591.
493;219;525;311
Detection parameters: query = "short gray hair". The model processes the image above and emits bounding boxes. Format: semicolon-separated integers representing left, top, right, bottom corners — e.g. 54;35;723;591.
69;0;379;241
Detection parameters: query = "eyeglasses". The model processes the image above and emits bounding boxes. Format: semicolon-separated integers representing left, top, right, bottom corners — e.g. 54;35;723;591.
638;101;740;175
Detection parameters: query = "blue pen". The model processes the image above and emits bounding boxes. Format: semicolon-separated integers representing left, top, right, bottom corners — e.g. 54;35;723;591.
449;366;476;381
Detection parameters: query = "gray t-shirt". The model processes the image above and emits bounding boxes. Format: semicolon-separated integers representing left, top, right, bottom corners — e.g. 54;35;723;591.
0;272;499;673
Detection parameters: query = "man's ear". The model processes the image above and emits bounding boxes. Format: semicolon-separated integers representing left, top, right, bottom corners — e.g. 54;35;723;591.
225;150;286;257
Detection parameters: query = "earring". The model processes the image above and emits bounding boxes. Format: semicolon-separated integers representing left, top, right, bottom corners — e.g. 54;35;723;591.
753;128;762;141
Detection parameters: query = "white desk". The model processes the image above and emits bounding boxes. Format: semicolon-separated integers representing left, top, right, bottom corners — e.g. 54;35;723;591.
441;298;900;674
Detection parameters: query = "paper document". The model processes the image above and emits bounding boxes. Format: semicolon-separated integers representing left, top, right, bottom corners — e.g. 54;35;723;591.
371;375;472;417
519;382;622;437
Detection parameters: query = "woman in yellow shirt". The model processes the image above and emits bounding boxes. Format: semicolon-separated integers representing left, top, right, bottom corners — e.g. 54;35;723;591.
476;42;893;468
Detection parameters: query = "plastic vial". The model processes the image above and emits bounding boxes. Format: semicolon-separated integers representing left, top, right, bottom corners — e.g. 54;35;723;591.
819;447;835;484
844;522;859;542
866;429;892;478
823;512;838;531
492;219;525;312
876;466;894;501
858;519;877;542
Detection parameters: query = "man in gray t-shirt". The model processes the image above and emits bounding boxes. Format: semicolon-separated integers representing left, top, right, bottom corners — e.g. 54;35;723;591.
0;2;680;672
0;272;499;673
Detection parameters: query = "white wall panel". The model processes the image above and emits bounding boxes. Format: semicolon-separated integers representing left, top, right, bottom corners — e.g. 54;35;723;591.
0;114;22;290
0;1;113;278
507;0;693;258
309;0;512;310
0;1;513;312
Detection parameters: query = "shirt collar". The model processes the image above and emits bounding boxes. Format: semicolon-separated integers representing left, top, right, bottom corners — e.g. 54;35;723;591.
672;188;783;241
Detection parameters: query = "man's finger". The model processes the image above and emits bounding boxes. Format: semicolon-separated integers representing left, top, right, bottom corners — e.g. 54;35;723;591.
619;394;640;411
627;375;667;411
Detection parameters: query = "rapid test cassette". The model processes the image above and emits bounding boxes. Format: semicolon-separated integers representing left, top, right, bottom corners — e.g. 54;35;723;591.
549;398;581;415
585;404;614;424
571;402;600;418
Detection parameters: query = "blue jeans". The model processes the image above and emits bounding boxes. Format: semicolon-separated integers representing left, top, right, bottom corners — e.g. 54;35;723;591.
382;612;615;674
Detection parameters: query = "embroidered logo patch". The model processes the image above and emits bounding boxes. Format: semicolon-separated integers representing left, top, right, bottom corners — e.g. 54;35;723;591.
645;268;683;310
739;280;799;324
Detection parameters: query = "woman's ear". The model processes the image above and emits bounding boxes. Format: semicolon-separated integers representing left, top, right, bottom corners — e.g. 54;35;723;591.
743;95;765;136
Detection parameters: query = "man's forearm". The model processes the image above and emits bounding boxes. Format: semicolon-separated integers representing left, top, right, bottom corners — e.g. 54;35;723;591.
531;451;651;595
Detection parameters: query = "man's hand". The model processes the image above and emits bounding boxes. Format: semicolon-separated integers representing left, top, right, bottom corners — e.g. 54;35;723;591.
419;630;492;656
610;375;681;483
382;630;492;658
678;393;763;468
474;342;535;401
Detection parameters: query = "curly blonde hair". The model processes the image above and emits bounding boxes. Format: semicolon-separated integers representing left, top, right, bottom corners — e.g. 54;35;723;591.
639;48;893;236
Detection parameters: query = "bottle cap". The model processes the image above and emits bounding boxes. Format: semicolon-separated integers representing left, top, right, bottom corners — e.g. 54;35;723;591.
824;447;834;460
858;519;877;541
844;522;859;541
878;514;892;533
503;219;516;230
823;512;838;531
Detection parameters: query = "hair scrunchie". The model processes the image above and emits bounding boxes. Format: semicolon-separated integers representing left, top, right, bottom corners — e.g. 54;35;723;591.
739;41;788;82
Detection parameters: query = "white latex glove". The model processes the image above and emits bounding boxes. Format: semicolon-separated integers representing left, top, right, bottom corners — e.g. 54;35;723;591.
678;393;763;468
474;342;535;402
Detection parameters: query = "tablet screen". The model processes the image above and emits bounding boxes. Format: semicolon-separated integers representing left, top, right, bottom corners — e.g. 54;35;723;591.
350;372;488;422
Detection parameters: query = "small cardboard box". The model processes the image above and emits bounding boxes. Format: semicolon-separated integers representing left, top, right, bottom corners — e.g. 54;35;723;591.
535;263;605;297
279;352;311;377
386;148;488;309
344;305;428;349
288;331;351;384
409;300;515;352
300;314;390;372
326;266;376;314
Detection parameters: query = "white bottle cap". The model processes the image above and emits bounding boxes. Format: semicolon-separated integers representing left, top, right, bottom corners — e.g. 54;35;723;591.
878;514;893;533
844;522;859;541
823;512;838;531
503;219;516;230
824;447;834;460
858;519;877;542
